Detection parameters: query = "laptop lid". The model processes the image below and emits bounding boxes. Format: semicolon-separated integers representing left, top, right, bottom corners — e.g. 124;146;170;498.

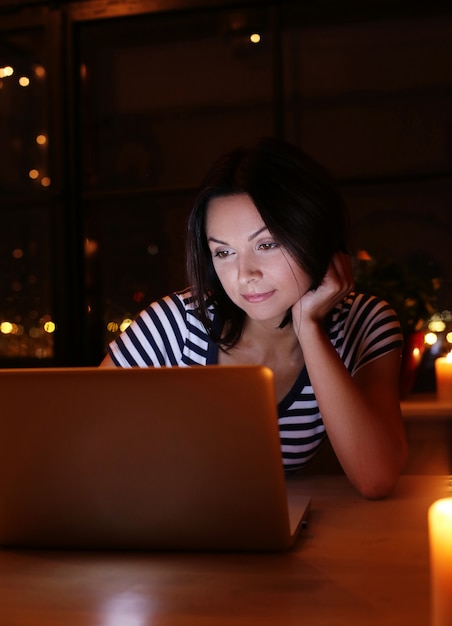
0;365;310;552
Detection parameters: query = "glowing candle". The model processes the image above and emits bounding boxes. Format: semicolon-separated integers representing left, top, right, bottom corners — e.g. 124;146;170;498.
429;498;452;626
435;352;452;401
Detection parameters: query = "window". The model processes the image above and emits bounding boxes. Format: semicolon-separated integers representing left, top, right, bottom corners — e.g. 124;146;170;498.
77;6;275;359
0;25;55;362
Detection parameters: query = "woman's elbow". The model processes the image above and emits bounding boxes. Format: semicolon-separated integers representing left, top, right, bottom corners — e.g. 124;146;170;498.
357;476;399;500
355;440;408;500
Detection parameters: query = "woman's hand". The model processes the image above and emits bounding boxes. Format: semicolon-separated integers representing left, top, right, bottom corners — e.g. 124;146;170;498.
292;251;354;328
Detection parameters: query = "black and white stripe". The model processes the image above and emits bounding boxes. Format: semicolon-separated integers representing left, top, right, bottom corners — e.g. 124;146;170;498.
108;289;403;472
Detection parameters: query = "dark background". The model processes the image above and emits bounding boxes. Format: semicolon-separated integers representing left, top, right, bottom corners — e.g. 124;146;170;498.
1;0;451;367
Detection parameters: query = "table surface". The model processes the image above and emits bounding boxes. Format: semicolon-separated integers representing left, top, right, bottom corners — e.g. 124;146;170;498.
401;394;452;419
0;474;451;626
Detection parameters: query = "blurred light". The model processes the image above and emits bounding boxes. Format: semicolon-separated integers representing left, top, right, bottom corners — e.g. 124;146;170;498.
250;33;261;43
2;323;20;335
99;591;153;626
34;65;46;79
356;249;373;261
12;248;24;259
412;347;422;364
0;322;13;334
446;332;452;344
133;291;145;303
36;134;47;145
0;66;14;78
41;177;51;187
44;321;56;333
107;321;119;333
424;332;438;346
19;76;30;87
119;319;132;332
29;169;39;179
84;238;99;256
147;244;159;256
428;320;446;333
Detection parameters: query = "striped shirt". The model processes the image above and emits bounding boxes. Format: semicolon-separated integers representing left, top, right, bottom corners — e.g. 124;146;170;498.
108;288;403;472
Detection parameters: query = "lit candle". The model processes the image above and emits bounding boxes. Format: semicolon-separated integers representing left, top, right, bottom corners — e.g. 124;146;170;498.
429;498;452;626
435;352;452;401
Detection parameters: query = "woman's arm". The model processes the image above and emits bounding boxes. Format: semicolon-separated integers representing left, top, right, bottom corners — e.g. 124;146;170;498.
99;353;117;368
293;252;407;499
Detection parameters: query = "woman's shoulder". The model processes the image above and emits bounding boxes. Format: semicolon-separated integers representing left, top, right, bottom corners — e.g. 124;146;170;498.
330;291;403;371
336;291;396;317
162;288;216;318
142;289;216;332
157;288;212;309
330;291;401;336
142;288;200;316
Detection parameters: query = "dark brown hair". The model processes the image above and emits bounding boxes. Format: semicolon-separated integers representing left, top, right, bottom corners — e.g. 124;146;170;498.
186;137;349;348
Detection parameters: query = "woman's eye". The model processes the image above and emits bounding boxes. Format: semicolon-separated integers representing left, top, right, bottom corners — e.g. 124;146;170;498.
214;250;231;259
258;242;278;250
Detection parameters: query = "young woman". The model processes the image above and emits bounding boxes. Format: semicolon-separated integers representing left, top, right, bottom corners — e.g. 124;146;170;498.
100;137;407;499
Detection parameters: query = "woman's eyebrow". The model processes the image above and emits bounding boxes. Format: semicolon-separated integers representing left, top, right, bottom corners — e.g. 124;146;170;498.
207;226;270;246
248;226;269;241
207;236;228;245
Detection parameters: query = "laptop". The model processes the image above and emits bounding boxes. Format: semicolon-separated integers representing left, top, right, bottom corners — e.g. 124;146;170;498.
0;365;310;552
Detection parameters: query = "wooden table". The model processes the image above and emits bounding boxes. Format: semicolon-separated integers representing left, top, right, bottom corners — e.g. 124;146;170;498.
401;395;452;473
402;394;452;420
0;474;450;626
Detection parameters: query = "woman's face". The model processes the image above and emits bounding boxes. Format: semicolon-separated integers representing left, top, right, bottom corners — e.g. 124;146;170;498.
205;193;311;325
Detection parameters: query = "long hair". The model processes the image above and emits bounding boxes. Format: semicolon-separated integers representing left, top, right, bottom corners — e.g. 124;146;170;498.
186;137;349;348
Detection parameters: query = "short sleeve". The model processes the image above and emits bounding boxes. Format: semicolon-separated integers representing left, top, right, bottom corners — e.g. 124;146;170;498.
331;292;404;376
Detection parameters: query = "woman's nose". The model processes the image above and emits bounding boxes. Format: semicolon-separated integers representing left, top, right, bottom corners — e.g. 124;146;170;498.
238;255;262;284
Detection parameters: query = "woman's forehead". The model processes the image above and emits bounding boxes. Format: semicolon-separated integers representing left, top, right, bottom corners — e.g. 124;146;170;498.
205;193;266;235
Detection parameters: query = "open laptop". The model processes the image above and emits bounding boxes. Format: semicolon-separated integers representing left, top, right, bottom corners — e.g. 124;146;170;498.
0;365;310;552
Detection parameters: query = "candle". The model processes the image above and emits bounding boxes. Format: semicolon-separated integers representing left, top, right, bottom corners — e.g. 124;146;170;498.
435;352;452;401
429;498;452;626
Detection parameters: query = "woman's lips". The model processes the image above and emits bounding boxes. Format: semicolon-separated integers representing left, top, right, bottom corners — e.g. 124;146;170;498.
241;290;275;303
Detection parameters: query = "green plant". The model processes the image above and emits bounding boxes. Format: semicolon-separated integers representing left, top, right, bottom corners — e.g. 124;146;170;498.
352;251;442;337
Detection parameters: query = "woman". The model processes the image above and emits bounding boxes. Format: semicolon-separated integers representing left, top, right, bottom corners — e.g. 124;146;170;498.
100;137;407;499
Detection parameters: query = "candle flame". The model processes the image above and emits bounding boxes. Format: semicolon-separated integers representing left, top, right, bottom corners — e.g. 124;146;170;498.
446;351;452;363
